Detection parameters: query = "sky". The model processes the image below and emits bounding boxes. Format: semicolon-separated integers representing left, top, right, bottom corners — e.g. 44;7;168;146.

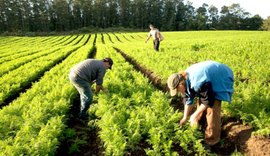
186;0;270;19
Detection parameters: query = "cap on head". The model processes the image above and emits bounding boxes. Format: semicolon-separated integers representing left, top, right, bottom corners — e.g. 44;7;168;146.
103;58;113;69
167;73;184;96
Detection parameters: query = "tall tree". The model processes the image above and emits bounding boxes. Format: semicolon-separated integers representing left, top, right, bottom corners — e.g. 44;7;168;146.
175;0;186;30
184;1;196;30
262;16;270;30
0;0;264;33
194;3;208;30
208;5;219;29
29;0;50;31
162;0;176;30
241;15;263;30
107;0;119;27
119;0;131;27
145;0;163;29
130;0;147;29
219;3;250;30
50;0;70;31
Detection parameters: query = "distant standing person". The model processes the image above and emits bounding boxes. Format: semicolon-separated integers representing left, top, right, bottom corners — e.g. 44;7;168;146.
145;24;163;51
167;60;234;147
69;58;113;119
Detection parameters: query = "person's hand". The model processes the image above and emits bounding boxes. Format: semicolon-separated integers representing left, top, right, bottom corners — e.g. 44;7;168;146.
102;87;108;93
179;117;188;126
189;114;198;127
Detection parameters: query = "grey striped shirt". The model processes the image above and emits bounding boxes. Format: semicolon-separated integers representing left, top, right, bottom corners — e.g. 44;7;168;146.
70;59;106;85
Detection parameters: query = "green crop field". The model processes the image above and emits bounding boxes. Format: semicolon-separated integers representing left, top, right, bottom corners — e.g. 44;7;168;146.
0;31;269;155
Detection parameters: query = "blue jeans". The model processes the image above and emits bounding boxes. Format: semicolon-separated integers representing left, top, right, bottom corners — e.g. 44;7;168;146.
69;72;93;119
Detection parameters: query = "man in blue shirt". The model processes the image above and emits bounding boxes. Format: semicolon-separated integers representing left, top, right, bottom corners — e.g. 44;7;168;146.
167;60;234;146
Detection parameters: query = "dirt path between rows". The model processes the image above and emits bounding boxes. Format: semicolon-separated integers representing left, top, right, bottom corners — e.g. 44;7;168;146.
113;47;270;156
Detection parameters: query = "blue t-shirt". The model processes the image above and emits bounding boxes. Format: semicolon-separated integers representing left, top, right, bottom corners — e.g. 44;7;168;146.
184;60;234;105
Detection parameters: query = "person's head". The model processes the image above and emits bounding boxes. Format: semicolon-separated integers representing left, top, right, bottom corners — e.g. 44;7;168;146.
103;58;113;70
167;73;186;96
149;24;155;30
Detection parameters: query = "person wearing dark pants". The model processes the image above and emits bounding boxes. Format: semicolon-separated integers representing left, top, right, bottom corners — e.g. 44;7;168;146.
69;58;113;119
145;24;163;51
153;39;160;51
167;60;234;147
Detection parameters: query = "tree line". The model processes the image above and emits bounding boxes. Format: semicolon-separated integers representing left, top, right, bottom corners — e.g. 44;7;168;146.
0;0;267;33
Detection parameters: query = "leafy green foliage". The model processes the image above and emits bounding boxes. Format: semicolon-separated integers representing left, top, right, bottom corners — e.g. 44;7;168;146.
88;41;210;155
0;35;95;155
115;31;270;137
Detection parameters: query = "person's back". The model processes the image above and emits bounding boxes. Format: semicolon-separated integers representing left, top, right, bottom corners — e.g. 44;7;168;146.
70;59;106;84
185;60;234;102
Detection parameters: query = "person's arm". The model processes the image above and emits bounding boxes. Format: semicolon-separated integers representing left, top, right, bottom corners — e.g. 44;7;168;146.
145;32;151;43
157;31;161;41
95;67;106;93
189;104;207;126
180;88;195;126
95;85;107;93
180;104;193;126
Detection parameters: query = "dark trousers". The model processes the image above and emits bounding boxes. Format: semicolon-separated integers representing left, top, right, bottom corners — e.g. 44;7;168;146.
153;39;160;51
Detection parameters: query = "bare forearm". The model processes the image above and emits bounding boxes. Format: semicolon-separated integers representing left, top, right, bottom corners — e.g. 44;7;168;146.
145;36;150;42
95;85;103;93
183;104;193;119
180;104;194;126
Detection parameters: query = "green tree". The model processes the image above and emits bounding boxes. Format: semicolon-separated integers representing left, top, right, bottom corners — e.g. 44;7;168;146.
219;3;250;30
175;0;186;30
208;5;219;29
29;0;50;31
107;0;119;27
162;0;176;30
262;16;270;30
194;3;208;30
50;0;70;31
119;0;131;27
148;0;163;29
184;1;196;30
241;15;263;30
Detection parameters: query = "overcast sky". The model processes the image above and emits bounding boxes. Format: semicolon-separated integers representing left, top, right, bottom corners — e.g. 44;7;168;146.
186;0;270;19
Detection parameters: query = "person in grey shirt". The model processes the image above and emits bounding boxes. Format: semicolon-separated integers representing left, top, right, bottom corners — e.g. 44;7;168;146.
69;58;113;119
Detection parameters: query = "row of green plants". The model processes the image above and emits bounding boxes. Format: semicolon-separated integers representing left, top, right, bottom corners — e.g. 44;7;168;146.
0;46;79;105
0;36;62;57
0;34;88;57
0;36;96;155
0;36;53;53
0;34;96;105
0;47;60;76
112;31;270;137
85;35;209;155
0;34;93;75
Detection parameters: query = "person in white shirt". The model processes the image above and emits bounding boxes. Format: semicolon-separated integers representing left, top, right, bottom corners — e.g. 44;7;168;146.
145;24;163;51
